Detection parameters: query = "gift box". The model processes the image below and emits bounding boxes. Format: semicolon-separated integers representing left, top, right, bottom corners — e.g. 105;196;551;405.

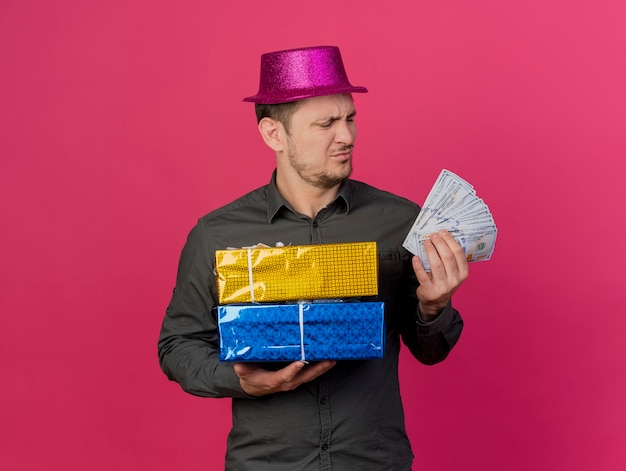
218;302;385;362
215;242;378;304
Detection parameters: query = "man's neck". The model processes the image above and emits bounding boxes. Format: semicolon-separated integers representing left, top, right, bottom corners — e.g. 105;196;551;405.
276;174;341;219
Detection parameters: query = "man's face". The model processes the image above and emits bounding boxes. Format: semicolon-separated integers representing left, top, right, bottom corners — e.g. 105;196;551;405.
283;93;357;190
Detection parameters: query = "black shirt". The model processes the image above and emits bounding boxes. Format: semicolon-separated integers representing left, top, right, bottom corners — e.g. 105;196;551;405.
158;172;464;471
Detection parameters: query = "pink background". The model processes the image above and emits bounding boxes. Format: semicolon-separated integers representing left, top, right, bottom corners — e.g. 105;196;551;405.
2;1;625;470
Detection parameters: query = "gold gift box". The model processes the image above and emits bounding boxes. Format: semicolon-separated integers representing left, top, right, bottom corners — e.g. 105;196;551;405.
215;242;378;304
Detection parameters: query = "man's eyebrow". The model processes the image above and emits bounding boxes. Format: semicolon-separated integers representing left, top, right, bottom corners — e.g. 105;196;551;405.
316;110;357;123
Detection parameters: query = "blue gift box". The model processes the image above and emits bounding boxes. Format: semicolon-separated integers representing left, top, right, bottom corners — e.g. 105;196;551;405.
218;302;385;362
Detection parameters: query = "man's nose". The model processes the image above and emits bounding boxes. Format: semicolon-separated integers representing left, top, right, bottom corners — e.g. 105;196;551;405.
335;120;356;145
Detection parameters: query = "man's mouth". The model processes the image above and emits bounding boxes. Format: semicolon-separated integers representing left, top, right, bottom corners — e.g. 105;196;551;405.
332;147;353;158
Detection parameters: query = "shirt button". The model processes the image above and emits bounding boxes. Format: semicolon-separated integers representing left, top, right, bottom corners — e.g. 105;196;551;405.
320;397;327;405
321;443;329;451
312;221;318;228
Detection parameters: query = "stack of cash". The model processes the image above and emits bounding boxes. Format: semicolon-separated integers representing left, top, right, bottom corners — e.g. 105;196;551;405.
402;169;497;271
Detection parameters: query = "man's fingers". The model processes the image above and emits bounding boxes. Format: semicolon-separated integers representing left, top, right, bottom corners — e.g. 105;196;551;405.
413;230;469;318
429;232;457;274
424;230;468;281
412;255;431;285
278;361;337;387
437;230;469;277
294;361;336;384
276;361;308;382
234;360;336;397
423;237;445;275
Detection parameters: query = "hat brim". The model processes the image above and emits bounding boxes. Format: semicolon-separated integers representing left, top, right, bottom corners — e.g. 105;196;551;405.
243;85;368;104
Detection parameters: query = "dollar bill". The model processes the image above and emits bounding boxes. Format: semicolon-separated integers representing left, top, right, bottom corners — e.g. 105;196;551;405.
403;169;497;271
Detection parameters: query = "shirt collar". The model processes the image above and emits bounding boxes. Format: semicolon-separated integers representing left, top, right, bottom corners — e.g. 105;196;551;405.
266;170;353;223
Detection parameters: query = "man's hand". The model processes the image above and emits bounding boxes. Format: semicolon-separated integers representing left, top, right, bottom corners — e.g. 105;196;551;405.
412;229;469;321
234;360;337;397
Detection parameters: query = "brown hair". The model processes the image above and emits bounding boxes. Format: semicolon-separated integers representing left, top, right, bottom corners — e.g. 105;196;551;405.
254;101;302;134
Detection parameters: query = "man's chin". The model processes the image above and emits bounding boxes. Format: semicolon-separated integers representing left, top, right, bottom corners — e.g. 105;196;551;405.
315;173;350;189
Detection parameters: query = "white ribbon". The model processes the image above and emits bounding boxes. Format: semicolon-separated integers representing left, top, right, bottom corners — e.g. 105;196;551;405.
299;303;306;362
247;248;254;303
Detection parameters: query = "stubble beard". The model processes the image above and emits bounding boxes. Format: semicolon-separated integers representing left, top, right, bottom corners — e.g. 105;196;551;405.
287;141;353;190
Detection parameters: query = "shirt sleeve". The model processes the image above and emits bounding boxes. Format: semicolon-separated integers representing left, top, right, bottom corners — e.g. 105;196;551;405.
157;221;250;398
413;302;464;365
397;259;464;366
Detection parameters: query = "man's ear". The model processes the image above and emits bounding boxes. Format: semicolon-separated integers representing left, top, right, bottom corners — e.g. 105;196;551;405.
258;117;285;152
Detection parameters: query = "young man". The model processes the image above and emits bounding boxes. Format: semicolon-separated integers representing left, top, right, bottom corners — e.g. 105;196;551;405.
158;46;468;470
